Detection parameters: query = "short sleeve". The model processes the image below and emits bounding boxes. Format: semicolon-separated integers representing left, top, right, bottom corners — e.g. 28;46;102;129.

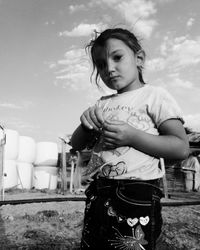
149;87;184;128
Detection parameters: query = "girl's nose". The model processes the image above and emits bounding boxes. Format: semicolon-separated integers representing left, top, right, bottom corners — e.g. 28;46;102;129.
107;59;115;74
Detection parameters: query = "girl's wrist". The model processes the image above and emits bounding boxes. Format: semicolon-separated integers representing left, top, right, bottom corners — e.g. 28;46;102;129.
126;125;137;147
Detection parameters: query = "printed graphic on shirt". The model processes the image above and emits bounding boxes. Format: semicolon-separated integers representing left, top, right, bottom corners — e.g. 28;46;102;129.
104;108;152;132
101;161;127;177
86;86;182;179
85;107;152;178
84;144;129;178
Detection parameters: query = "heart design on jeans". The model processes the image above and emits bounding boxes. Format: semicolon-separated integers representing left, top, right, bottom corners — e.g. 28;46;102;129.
139;216;150;226
127;217;138;227
107;206;117;217
117;216;123;223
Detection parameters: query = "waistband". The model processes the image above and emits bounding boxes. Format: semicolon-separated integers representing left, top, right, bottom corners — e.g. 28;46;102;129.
95;177;160;188
85;177;162;199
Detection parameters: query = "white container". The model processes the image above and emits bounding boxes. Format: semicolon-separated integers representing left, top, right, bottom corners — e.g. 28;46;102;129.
34;142;58;166
17;162;33;189
18;136;36;163
49;175;58;190
194;172;200;191
183;170;194;191
33;166;58;190
4;129;19;160
34;165;58;175
3;160;18;189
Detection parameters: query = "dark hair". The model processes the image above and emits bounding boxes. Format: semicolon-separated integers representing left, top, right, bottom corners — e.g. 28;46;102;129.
86;28;146;87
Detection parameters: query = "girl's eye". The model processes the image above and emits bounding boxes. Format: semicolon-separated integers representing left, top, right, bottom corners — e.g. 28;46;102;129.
113;55;122;61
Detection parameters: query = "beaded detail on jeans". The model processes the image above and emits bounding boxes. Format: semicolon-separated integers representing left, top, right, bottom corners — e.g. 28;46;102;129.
105;199;149;250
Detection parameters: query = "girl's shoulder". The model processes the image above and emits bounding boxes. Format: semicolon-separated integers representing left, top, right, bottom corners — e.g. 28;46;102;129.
144;84;167;93
144;84;174;99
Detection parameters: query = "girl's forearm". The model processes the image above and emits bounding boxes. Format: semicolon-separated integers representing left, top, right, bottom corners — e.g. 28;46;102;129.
127;128;189;160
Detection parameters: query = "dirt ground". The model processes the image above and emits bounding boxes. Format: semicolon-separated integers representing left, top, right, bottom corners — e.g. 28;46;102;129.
0;189;200;250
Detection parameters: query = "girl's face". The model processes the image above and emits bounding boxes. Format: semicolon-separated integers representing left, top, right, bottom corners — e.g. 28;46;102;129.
97;38;143;93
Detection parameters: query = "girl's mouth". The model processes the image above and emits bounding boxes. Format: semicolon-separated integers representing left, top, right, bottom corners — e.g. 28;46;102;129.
109;76;119;82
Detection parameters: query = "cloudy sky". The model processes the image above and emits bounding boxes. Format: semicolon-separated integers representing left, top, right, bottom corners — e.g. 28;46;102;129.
0;0;200;146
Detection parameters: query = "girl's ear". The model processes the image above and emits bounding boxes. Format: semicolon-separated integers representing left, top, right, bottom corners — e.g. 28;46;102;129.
136;50;145;67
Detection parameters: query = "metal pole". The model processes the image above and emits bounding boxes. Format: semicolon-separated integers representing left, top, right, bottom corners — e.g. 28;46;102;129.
70;159;74;193
59;137;68;195
0;125;6;201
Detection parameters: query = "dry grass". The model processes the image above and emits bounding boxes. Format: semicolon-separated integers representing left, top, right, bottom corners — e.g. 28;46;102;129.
0;190;200;249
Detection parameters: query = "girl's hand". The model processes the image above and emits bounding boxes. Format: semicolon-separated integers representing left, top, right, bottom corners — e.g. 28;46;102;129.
102;119;133;149
80;106;104;131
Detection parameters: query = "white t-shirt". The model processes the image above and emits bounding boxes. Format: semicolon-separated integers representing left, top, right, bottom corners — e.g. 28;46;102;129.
85;85;184;180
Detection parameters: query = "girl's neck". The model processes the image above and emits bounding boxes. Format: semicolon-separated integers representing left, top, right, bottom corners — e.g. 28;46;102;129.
117;81;145;94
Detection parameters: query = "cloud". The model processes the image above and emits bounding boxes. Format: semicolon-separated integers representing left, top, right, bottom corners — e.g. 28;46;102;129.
95;0;157;38
0;101;34;110
0;116;40;133
59;23;107;37
167;77;194;89
146;57;166;71
61;1;158;39
53;47;113;103
0;103;22;109
69;4;86;13
186;17;195;28
147;35;200;73
116;0;156;19
169;36;200;68
184;114;200;132
44;20;55;26
54;48;92;91
133;19;157;38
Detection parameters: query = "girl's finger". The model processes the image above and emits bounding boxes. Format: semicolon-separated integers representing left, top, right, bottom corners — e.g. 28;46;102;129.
103;130;116;139
80;114;94;130
103;122;119;133
104;119;124;126
103;141;116;149
89;107;102;128
80;109;97;130
94;107;104;125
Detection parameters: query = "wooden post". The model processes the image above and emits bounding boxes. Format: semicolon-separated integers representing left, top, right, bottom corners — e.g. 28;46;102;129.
73;151;82;191
160;158;169;199
70;159;75;193
60;138;68;195
0;126;6;201
0;146;4;201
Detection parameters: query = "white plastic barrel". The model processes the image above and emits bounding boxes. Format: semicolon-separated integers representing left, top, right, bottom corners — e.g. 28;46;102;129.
17;162;33;189
34;142;58;166
33;166;58;190
183;170;194;191
194;172;200;191
4;129;19;160
3;160;18;189
18;136;36;163
0;128;5;143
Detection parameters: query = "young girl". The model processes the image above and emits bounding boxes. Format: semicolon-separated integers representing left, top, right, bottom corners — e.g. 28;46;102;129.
71;28;189;250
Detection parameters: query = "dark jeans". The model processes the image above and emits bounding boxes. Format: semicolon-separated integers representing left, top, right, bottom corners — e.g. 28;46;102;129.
81;178;163;250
